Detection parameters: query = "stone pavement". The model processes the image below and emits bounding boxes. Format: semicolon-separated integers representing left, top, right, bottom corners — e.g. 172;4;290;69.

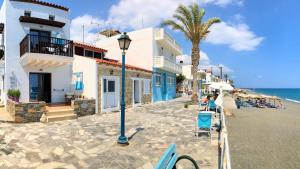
0;97;219;169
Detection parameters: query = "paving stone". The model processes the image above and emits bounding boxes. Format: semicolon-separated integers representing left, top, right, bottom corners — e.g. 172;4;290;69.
0;97;218;168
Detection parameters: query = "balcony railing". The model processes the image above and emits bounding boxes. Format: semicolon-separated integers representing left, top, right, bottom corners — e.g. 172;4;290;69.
154;55;182;74
155;29;183;54
20;34;73;57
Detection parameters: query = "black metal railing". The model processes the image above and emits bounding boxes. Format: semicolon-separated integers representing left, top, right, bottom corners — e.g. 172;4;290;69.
20;34;73;57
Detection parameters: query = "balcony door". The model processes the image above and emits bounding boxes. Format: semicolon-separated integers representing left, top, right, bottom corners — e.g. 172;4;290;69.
29;73;51;103
30;30;51;53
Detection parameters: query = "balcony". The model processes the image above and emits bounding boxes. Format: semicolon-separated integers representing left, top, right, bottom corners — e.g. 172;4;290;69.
155;29;183;55
153;56;182;74
19;34;73;68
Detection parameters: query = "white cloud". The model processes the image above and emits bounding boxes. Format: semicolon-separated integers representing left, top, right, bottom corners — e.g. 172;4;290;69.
70;1;245;43
107;0;243;30
257;75;263;79
206;21;264;51
70;15;106;44
203;0;243;7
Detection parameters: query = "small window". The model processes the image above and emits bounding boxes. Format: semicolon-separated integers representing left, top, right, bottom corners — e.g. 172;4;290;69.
85;50;94;57
75;46;84;56
49;15;55;21
94;52;103;59
108;81;115;92
144;79;151;94
155;74;161;86
103;79;107;92
24;11;31;17
168;77;174;85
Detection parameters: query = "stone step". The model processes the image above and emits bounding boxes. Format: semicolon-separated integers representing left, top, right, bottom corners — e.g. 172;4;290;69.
40;109;77;123
46;109;74;116
46;114;77;123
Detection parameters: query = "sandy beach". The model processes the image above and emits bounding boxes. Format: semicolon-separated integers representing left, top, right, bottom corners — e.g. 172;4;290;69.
227;101;300;169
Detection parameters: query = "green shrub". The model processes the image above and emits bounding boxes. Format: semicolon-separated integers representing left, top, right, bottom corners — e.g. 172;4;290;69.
15;90;21;99
7;89;21;100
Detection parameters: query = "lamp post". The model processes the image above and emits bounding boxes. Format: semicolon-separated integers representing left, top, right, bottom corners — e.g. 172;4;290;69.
117;32;131;145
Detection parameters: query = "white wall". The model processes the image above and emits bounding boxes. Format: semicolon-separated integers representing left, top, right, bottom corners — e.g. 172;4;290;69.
2;0;71;103
73;55;98;112
73;55;97;99
182;65;192;80
96;28;154;71
25;65;73;103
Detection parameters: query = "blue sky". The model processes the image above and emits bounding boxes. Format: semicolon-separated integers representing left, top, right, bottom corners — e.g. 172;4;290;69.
1;0;300;88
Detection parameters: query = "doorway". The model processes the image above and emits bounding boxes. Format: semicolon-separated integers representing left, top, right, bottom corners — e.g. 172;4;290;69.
29;73;51;103
133;79;142;105
102;76;119;112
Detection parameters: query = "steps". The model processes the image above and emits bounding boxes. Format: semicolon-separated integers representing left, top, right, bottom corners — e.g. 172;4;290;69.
40;108;77;123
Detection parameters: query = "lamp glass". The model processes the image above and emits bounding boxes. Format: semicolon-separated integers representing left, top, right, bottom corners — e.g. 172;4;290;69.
118;32;131;50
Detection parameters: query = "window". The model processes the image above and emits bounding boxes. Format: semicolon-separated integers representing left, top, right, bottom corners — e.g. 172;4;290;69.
94;52;104;59
75;46;84;56
144;79;151;94
155;74;161;86
168;77;174;85
49;15;55;21
24;11;31;17
108;81;115;92
160;47;164;55
85;50;94;57
103;79;107;92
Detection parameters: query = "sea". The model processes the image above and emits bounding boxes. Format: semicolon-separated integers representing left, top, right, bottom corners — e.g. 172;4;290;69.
249;88;300;104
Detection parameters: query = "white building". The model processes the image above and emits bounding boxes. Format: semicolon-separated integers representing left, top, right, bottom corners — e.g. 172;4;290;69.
0;0;73;104
96;28;183;102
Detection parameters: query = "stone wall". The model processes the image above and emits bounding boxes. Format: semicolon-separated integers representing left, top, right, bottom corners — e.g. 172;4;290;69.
98;64;152;113
72;99;96;117
6;99;46;123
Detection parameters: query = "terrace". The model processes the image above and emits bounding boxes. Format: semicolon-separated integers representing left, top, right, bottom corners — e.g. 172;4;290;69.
0;97;219;168
19;34;73;68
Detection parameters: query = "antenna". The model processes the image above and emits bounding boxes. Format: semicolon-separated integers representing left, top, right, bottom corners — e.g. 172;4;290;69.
82;25;85;43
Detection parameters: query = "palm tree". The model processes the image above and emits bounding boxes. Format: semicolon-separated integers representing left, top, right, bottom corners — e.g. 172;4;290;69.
161;3;220;103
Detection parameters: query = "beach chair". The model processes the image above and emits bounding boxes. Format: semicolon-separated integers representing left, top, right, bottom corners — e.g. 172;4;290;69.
195;111;214;139
207;100;217;112
154;144;199;169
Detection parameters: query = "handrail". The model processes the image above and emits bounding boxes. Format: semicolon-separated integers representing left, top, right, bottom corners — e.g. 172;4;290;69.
20;34;73;57
219;105;232;169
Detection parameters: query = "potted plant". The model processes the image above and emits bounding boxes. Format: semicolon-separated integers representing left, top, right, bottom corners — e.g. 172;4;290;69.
7;89;13;100
15;90;21;102
7;89;21;102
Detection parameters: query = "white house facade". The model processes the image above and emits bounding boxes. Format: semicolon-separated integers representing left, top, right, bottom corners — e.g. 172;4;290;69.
0;0;73;104
96;28;183;102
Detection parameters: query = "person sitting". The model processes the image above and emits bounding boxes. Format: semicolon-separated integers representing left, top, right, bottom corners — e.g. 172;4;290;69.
202;96;208;104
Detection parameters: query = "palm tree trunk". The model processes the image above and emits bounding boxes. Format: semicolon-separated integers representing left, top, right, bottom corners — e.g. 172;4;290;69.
191;43;200;103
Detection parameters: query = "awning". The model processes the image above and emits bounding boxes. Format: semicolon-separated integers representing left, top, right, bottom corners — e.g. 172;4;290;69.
209;82;234;91
19;16;65;28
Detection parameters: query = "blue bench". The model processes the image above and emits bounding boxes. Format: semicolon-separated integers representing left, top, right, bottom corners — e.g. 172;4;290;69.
154;144;199;169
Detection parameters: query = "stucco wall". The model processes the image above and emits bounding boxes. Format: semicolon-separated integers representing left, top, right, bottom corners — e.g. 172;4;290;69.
3;0;71;103
25;65;73;103
96;28;154;71
73;55;98;99
98;64;152;113
152;68;176;102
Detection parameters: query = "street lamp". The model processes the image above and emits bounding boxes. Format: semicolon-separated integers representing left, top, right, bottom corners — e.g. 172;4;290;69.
117;32;131;145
